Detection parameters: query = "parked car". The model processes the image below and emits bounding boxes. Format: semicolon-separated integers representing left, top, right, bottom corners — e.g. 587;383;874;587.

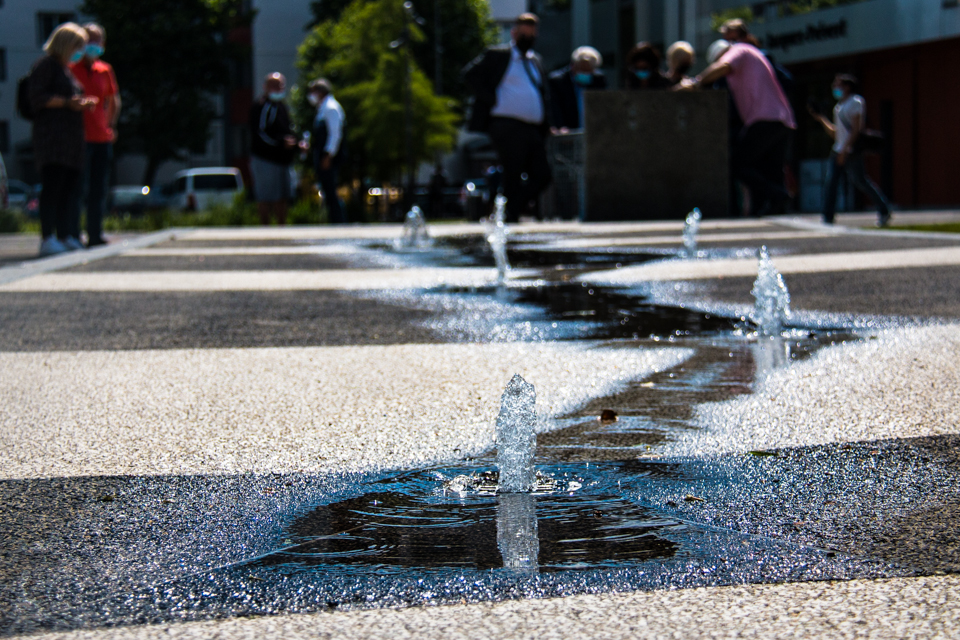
171;167;244;211
6;180;34;211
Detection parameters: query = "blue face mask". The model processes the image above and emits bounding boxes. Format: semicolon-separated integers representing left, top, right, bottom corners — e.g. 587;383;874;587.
69;49;84;64
574;72;593;85
634;69;651;81
832;87;844;100
269;91;286;102
86;44;104;59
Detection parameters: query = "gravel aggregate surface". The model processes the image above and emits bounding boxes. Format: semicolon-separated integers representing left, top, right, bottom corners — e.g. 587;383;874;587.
667;324;960;456
685;265;960;319
0;290;443;351
0;342;691;479
581;246;960;283
0;268;524;292
21;574;960;640
5;218;960;639
63;254;373;272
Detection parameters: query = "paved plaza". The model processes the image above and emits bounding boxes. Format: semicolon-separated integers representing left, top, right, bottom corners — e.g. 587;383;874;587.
2;212;960;638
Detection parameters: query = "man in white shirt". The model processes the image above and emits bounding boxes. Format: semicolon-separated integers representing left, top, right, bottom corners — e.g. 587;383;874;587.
463;14;551;222
308;78;347;224
809;74;890;226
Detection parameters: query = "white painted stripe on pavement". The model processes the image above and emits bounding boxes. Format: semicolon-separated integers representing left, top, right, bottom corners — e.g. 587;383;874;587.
549;230;830;248
124;245;363;256
0;268;526;292
582;246;960;284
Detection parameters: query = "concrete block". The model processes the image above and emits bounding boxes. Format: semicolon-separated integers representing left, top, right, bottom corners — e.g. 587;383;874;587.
584;91;729;220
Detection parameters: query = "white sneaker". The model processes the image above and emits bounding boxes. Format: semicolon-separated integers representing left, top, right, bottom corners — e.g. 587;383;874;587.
62;236;86;251
39;236;68;257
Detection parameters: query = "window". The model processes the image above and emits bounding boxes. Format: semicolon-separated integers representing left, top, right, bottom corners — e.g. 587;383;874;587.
0;48;6;82
193;173;239;191
0;121;9;154
37;12;77;47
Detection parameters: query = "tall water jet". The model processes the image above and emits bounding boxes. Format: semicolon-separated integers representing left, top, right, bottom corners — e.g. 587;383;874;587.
681;207;702;258
750;246;791;336
496;374;536;493
496;493;539;573
399;205;431;249
752;335;791;385
486;195;510;284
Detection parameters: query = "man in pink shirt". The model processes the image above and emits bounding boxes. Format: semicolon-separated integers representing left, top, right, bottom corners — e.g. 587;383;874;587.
677;40;796;216
69;23;120;246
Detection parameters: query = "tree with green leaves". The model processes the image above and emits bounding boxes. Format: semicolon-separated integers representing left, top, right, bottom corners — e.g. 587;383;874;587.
297;0;467;185
81;0;251;185
307;0;494;111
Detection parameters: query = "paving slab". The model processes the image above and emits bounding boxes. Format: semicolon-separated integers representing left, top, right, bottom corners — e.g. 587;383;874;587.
669;264;960;319
24;573;960;640
0;342;690;479
0;290;443;351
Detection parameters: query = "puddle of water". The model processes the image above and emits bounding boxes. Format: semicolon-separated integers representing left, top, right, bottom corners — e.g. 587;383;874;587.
253;466;681;575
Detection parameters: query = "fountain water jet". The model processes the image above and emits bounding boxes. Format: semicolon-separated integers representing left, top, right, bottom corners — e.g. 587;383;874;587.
681;207;702;258
496;374;537;493
486;195;510;284
496;493;540;573
750;246;792;336
398;205;431;249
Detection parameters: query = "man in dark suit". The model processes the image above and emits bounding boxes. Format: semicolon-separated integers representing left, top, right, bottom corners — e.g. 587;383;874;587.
548;46;606;131
463;13;551;222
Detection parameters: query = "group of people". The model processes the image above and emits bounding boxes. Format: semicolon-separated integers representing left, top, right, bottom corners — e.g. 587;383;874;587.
247;74;346;225
464;14;889;225
27;15;888;250
28;22;120;256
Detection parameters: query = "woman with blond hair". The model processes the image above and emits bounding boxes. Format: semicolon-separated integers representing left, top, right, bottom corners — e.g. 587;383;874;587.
28;22;98;256
665;41;695;86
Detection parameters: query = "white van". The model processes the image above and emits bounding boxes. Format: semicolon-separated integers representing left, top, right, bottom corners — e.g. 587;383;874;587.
172;167;244;211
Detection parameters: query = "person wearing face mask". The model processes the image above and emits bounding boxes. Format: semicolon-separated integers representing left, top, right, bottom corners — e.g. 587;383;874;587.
463;13;552;222
306;78;346;224
28;22;98;257
249;72;297;225
548;46;606;132
69;23;120;247
625;42;670;90
809;74;890;227
665;41;695;86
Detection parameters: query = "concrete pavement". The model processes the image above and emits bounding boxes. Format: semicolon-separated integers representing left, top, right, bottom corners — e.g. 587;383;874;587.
3;211;960;638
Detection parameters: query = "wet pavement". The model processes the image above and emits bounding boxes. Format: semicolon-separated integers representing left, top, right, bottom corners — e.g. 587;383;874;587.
2;212;960;638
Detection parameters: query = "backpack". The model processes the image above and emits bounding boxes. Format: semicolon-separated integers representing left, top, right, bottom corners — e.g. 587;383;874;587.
16;75;34;121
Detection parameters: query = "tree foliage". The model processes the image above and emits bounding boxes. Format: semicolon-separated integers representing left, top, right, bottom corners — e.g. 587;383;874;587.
297;0;465;183
308;0;494;107
81;0;249;184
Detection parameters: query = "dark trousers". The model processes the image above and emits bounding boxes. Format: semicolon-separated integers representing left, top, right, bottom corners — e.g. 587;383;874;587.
317;166;345;224
488;117;552;222
39;164;80;240
733;121;792;216
83;142;112;243
822;151;889;223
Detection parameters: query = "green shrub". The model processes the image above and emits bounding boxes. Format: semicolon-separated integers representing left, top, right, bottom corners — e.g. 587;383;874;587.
0;209;25;233
289;198;324;225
